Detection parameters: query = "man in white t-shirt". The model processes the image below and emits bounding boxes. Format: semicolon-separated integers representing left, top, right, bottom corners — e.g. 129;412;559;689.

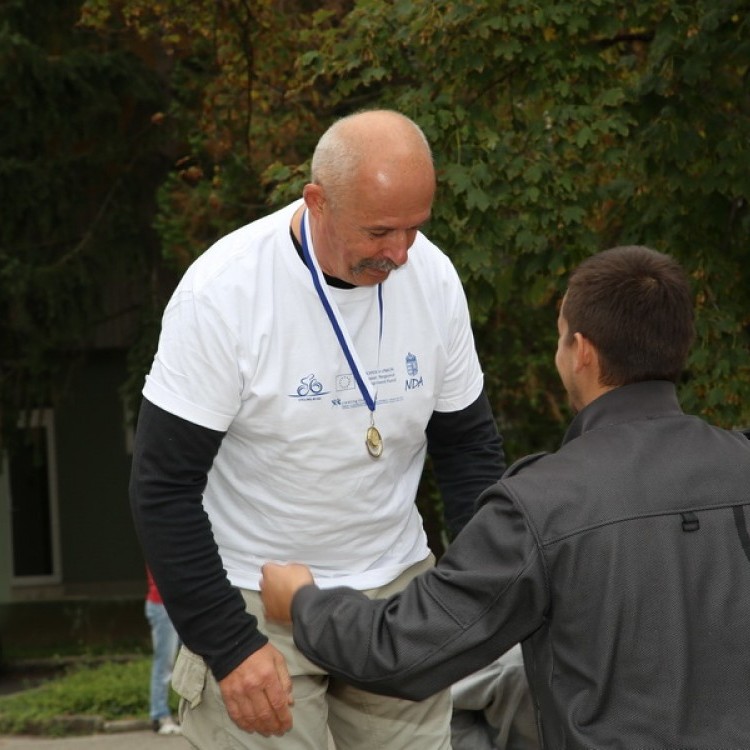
130;109;506;749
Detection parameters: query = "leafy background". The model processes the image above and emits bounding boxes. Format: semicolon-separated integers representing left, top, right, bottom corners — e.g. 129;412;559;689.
2;1;748;531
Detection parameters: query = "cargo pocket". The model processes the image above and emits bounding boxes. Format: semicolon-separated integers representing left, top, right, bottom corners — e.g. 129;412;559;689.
172;646;208;710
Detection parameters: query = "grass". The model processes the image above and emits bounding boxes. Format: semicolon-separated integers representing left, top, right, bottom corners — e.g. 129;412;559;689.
0;656;178;736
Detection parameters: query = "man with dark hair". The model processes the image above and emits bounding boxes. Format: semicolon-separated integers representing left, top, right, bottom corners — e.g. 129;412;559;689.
262;245;750;748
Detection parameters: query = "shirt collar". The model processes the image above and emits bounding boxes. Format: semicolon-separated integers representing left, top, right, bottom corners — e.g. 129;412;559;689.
562;380;684;446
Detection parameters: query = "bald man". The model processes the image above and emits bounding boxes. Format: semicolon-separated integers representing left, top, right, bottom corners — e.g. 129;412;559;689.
130;110;506;749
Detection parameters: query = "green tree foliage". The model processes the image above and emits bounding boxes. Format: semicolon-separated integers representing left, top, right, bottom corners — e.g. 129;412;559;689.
5;0;749;468
0;0;168;440
290;0;750;456
77;0;334;411
80;0;328;267
613;5;750;425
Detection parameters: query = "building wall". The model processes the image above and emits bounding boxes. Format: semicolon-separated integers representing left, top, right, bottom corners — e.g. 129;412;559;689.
54;350;145;591
0;463;10;601
0;350;145;603
0;350;150;659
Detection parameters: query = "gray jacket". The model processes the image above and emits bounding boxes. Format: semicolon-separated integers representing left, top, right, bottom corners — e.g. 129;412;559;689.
292;381;750;749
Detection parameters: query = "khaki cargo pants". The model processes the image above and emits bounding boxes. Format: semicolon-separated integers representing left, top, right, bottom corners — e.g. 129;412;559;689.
173;555;452;750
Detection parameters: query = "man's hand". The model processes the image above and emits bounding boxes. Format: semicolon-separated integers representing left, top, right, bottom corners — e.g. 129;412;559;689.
260;562;315;622
218;643;293;736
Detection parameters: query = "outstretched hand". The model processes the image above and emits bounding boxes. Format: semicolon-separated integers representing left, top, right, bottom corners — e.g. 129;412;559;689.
260;562;315;622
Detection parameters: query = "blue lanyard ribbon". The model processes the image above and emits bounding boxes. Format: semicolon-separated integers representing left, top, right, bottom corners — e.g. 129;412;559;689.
299;209;383;413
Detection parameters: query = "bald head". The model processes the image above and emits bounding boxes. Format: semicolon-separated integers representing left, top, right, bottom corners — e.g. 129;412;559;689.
311;110;434;208
299;110;436;286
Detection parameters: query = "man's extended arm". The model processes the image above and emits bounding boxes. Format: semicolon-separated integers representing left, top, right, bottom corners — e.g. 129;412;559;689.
264;491;546;702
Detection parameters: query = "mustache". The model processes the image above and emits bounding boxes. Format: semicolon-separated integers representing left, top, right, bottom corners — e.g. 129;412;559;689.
352;258;399;275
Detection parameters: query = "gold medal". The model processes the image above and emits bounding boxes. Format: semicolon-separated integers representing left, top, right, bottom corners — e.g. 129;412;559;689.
366;425;384;458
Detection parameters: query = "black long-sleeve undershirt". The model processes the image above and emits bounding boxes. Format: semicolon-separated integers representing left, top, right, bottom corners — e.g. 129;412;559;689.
426;389;505;537
129;399;264;681
129;391;504;680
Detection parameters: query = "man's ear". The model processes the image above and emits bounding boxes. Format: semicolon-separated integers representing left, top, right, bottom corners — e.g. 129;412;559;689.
573;332;596;373
302;183;326;217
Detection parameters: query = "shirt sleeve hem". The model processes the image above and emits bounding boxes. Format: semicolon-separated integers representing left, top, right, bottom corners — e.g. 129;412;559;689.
143;376;234;432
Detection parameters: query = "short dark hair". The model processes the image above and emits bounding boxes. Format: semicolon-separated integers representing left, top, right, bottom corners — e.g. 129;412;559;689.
562;245;695;386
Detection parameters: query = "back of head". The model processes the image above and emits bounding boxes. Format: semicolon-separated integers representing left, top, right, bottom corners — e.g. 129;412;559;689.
310;110;434;207
563;245;694;386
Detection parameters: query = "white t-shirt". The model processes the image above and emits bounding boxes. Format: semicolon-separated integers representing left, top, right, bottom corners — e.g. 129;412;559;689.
144;200;484;590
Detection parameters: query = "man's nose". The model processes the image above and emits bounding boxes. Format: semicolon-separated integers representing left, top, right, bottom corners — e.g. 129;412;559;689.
382;229;416;266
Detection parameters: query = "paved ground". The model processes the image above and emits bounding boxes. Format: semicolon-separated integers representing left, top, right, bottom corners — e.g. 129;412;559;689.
0;728;338;749
0;729;337;749
0;731;191;749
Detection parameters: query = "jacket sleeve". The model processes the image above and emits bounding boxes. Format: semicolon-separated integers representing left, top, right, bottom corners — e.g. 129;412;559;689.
425;390;506;538
290;488;546;701
129;398;268;680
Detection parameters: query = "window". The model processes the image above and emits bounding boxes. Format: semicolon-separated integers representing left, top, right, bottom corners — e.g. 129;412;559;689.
8;409;61;585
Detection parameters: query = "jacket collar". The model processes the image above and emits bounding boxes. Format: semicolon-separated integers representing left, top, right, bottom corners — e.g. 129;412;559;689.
562;380;684;446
